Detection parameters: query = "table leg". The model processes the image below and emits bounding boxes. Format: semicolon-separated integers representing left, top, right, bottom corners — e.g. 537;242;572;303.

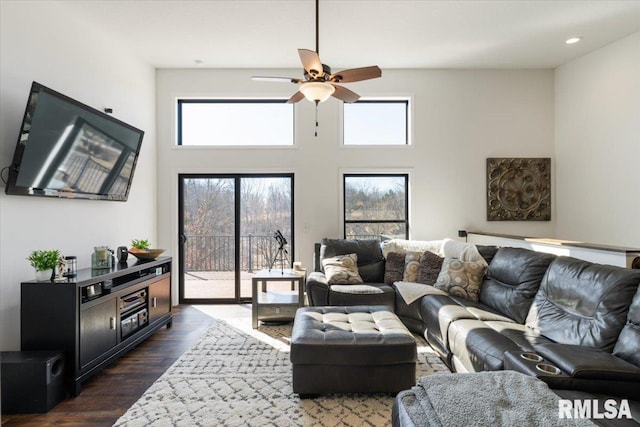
298;277;305;307
252;278;258;328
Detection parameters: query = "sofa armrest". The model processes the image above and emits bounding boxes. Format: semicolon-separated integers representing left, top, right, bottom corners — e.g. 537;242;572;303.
306;272;329;306
308;271;328;285
536;343;640;381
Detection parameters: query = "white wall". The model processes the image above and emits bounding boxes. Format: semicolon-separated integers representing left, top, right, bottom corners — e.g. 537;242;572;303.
156;68;555;286
0;2;156;350
555;32;640;248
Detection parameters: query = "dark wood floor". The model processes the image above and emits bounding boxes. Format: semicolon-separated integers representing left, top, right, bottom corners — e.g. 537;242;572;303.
2;305;217;426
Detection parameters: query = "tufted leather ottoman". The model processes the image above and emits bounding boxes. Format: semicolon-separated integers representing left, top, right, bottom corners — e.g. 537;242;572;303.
290;305;417;396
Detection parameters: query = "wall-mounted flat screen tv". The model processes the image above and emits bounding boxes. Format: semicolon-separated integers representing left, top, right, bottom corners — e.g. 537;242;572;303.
4;82;144;201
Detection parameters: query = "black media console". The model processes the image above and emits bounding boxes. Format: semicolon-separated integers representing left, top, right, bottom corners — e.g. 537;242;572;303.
20;257;172;396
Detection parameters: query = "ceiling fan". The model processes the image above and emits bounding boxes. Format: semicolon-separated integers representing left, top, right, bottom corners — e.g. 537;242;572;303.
251;0;382;105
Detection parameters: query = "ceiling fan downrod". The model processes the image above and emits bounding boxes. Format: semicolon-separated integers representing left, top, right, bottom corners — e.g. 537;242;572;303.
315;0;319;55
314;0;320;137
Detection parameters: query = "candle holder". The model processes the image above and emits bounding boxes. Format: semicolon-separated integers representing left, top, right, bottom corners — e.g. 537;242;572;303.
91;246;111;270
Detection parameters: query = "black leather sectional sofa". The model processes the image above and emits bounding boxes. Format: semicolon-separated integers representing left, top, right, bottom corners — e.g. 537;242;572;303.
307;238;640;402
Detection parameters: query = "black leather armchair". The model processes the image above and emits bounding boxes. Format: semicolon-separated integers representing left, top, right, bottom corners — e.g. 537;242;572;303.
306;238;395;310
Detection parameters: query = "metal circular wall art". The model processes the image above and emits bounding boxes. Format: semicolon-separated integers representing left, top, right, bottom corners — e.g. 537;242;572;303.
487;158;551;221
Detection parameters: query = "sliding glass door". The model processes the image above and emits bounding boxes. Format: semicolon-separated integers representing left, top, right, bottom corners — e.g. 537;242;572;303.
178;174;293;303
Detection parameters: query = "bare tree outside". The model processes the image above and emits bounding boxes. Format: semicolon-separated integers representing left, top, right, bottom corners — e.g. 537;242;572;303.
344;175;408;240
184;177;291;272
241;177;292;273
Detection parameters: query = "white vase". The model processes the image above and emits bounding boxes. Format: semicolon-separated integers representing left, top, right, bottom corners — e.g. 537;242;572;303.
35;269;53;281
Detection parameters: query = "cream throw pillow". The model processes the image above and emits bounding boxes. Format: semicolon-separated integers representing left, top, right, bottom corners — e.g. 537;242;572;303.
322;253;364;285
403;251;422;282
434;258;487;302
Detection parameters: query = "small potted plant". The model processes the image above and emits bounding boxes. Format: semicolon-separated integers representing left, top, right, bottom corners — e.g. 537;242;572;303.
129;239;164;261
27;249;61;281
131;239;150;251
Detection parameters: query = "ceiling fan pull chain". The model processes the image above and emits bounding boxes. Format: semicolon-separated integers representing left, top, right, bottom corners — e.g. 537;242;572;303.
315;100;319;137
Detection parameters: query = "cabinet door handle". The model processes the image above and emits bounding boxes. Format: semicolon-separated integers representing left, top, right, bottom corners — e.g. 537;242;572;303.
152;297;157;308
110;317;116;330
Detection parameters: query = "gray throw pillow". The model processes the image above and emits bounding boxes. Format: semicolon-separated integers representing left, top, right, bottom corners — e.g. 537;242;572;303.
384;252;406;284
416;251;444;286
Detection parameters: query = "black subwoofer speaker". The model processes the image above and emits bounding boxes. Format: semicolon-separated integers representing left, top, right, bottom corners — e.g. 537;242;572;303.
1;351;66;414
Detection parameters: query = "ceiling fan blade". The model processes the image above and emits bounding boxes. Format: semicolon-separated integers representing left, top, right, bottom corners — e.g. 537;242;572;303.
331;84;360;103
298;49;324;78
287;91;306;103
330;66;382;83
252;76;302;84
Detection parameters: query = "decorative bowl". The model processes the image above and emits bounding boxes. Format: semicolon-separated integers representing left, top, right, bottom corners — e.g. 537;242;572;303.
128;248;165;260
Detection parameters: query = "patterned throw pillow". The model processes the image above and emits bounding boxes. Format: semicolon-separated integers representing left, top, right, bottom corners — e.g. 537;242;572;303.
384;252;406;284
322;253;364;285
434;258;487;301
416;251;444;285
403;251;422;282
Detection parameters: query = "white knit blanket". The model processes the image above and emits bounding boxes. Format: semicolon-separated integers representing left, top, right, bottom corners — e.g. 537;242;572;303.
382;238;487;267
441;238;488;267
394;281;448;305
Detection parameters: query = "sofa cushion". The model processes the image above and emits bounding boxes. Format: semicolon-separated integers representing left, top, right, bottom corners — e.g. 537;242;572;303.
416;251;444;285
331;284;383;295
328;283;395;308
320;238;385;282
484;321;553;351
613;286;640;367
525;256;640;351
421;294;516;355
449;296;518;323
479;248;556;323
384;252;405;284
322;253;363;285
434;258;486;302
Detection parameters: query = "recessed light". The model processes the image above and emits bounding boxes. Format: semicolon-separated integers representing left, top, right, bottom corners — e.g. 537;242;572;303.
565;37;582;45
194;59;204;65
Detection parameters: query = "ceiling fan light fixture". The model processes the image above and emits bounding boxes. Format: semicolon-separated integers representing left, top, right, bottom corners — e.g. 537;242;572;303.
300;81;335;103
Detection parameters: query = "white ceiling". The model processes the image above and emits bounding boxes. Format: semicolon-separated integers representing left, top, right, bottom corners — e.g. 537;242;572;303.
58;0;640;70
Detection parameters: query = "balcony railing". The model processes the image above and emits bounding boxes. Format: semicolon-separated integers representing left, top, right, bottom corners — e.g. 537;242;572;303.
184;234;288;272
184;233;393;273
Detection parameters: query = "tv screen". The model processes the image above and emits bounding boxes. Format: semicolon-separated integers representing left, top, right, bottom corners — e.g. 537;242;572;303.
4;82;144;201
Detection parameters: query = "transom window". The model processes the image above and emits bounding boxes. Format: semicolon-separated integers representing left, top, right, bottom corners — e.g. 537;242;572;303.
343;174;409;240
343;100;409;145
177;100;294;146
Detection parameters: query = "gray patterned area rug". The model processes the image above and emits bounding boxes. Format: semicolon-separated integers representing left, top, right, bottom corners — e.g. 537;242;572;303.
113;319;449;427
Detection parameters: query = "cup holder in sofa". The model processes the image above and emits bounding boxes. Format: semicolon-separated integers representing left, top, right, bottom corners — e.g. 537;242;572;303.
520;352;543;363
535;363;562;375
